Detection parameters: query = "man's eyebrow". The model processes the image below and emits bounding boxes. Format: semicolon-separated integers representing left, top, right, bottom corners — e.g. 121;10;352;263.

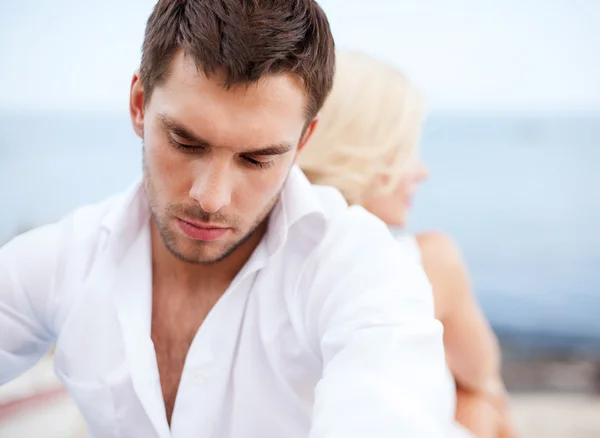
158;113;294;155
157;113;210;145
243;143;295;156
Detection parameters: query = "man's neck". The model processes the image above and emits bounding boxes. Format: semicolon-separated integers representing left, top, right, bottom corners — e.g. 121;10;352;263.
150;221;267;293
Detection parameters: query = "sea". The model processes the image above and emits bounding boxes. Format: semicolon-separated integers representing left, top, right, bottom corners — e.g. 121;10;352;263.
1;110;599;354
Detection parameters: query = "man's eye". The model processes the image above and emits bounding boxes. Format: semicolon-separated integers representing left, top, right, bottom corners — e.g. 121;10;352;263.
242;156;274;169
168;137;202;151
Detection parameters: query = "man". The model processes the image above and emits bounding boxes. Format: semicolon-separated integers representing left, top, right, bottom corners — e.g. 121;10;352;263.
0;1;448;437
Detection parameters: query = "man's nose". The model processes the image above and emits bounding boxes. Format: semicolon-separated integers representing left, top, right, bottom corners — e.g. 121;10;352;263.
189;160;232;214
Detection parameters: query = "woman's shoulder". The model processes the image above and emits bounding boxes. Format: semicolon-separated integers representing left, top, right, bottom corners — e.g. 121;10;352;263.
392;230;463;266
414;231;471;316
415;231;464;269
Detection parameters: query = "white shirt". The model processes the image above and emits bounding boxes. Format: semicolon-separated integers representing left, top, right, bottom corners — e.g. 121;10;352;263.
0;167;448;438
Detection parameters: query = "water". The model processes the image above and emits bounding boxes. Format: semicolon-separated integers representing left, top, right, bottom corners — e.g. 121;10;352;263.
412;113;600;341
1;110;599;344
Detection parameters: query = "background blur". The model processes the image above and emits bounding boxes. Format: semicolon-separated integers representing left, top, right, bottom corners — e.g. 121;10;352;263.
1;1;599;437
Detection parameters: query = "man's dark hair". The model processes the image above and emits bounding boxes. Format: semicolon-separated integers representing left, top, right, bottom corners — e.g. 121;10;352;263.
140;0;335;119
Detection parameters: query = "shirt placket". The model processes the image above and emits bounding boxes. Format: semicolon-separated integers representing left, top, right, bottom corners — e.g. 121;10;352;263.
170;254;265;438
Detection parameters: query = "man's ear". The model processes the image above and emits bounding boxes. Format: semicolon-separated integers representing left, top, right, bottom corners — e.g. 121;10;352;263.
295;116;319;159
129;71;145;139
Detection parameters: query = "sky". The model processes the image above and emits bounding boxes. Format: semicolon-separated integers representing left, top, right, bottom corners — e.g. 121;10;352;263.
0;0;599;112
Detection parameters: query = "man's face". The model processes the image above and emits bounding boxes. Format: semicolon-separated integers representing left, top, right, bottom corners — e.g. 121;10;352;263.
130;51;315;264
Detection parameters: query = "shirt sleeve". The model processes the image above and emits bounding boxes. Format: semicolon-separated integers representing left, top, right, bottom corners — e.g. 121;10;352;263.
305;212;449;437
0;223;64;383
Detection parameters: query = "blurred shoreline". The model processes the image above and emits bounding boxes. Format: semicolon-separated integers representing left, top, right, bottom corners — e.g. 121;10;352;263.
498;331;600;395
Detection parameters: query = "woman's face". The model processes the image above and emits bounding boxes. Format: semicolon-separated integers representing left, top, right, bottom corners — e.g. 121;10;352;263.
362;155;429;227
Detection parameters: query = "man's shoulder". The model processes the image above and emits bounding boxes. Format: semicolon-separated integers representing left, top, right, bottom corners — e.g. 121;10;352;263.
67;190;129;235
309;184;391;240
320;203;396;257
295;200;408;291
285;180;411;274
294;198;434;342
1;186;134;268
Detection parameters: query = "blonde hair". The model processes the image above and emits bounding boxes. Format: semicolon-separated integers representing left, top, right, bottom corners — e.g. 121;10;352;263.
298;50;426;205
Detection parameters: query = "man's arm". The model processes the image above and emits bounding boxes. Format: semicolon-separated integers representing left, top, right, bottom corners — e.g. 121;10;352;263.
304;214;449;437
0;224;62;383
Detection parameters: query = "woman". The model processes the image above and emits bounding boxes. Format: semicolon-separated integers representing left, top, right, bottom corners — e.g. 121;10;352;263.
298;50;518;438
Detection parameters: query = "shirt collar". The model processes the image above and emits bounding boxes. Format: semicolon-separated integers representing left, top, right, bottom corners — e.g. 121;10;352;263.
263;165;328;257
99;179;150;264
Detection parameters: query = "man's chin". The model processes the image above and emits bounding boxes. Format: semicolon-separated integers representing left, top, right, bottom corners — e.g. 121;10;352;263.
169;250;228;265
162;236;228;265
